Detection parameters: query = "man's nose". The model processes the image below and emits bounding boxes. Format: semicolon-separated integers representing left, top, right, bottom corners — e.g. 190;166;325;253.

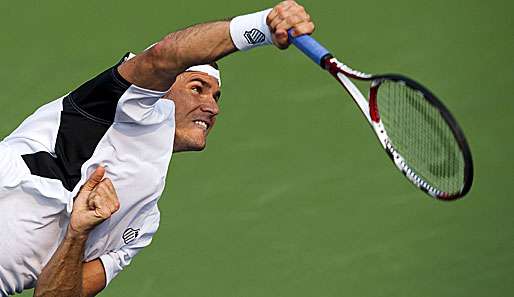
201;100;219;116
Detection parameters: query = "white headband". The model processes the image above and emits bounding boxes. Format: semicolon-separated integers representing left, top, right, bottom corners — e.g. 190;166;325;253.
185;64;221;87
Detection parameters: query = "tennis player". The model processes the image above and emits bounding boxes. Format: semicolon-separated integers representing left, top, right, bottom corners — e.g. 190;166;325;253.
0;1;314;296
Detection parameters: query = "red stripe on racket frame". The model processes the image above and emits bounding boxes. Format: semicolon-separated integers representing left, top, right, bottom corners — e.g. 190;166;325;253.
369;84;380;123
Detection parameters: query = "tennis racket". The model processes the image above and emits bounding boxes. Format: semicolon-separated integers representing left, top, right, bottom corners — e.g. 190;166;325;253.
288;31;473;200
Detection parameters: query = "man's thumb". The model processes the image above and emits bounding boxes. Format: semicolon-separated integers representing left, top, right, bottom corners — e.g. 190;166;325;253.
82;165;105;191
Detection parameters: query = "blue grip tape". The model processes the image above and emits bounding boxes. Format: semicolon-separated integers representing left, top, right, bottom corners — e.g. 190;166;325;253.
288;29;331;66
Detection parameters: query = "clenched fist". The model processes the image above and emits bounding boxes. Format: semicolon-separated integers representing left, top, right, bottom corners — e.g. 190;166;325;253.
69;166;120;235
267;0;315;49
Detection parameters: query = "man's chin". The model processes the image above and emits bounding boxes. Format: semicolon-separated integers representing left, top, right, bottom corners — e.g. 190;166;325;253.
189;143;206;152
173;140;206;153
173;130;209;152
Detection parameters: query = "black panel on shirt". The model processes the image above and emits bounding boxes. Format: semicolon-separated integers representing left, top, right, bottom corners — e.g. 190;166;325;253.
69;55;131;123
22;55;131;191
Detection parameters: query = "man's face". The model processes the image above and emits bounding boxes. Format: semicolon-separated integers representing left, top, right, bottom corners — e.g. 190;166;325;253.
166;71;221;152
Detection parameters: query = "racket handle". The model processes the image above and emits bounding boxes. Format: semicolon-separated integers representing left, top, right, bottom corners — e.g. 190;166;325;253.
287;29;331;67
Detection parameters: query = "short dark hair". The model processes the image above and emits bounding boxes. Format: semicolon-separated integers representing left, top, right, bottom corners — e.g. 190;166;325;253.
209;61;219;70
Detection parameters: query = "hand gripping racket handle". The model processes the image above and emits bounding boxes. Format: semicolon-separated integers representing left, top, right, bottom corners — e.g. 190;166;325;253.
287;29;332;67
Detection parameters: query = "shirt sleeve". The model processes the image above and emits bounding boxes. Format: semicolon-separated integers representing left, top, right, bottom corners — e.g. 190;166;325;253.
113;85;171;125
98;206;161;286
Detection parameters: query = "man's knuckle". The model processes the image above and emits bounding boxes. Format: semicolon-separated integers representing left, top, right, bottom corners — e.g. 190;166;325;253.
93;190;103;198
100;206;110;215
102;184;111;192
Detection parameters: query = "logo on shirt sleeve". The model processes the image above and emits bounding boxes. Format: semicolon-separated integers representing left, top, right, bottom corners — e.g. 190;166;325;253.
122;228;140;244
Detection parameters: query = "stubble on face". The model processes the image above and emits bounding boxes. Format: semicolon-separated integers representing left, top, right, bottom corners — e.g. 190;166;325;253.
165;72;220;153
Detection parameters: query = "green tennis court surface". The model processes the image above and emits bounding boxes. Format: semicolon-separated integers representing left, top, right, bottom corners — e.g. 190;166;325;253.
1;0;512;296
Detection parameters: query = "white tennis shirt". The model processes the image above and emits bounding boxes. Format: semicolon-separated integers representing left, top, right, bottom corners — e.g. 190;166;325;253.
0;54;174;295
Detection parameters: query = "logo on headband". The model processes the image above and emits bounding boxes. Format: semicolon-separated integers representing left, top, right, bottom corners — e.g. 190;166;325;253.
244;29;266;45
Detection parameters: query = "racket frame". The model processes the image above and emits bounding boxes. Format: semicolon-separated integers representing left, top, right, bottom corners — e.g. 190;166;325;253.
322;56;473;200
288;30;473;200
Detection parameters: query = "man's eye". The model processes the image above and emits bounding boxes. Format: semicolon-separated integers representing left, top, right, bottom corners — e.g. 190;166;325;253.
191;86;201;94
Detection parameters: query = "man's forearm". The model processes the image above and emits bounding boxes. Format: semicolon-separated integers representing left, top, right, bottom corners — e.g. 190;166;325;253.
34;227;89;297
155;21;236;74
34;167;116;297
120;21;236;91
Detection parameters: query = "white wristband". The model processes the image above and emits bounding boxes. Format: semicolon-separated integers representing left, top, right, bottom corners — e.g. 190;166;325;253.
230;8;273;51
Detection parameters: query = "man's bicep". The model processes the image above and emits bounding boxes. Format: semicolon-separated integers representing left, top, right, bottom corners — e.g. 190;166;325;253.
82;259;106;297
117;47;177;92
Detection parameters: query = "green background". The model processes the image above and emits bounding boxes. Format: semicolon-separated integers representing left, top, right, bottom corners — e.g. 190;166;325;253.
1;0;512;296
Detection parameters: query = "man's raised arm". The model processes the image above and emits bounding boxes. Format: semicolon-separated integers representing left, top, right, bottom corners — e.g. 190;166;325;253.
118;0;314;91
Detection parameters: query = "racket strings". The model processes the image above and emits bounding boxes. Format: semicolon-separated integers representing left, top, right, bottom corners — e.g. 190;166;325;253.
377;80;464;194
